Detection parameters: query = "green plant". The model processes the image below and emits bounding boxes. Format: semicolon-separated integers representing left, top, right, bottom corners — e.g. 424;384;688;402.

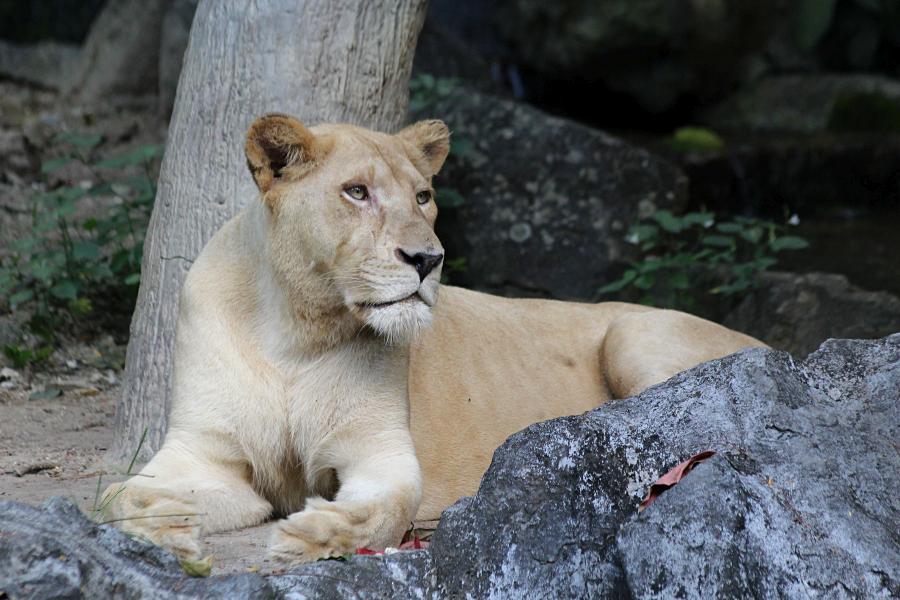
409;73;459;112
0;133;162;341
3;343;53;369
828;91;900;133
599;211;809;309
440;256;468;284
667;127;724;153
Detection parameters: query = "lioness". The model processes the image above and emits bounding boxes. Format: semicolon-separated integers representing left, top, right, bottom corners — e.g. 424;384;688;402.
102;114;764;563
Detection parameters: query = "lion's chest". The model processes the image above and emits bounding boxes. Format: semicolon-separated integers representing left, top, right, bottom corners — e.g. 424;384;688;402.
238;347;371;489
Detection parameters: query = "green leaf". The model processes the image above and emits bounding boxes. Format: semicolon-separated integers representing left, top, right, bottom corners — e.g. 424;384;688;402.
29;262;56;283
753;257;778;270
701;235;735;248
72;242;101;261
95;144;164;169
56;132;102;149
41;157;73;174
793;0;837;50
50;280;78;300
124;273;142;285
598;270;637;294
4;345;33;369
668;127;724;152
9;289;34;306
634;273;655;290
770;236;810;251
68;297;93;314
669;271;690;290
651;210;682;233
436;188;465;209
632;224;660;242
740;226;764;244
179;555;213;577
715;222;744;234
681;212;715;227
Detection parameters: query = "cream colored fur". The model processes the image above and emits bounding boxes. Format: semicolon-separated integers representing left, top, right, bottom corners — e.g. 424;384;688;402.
101;115;765;563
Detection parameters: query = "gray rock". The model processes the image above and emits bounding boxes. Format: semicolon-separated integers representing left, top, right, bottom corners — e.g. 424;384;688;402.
434;335;900;598
703;74;900;135
0;497;273;598
2;336;898;598
64;0;172;102
421;86;688;300
0;40;81;90
725;271;900;357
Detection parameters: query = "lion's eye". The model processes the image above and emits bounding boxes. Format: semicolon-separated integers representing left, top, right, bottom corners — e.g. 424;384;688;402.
344;185;369;201
416;190;432;205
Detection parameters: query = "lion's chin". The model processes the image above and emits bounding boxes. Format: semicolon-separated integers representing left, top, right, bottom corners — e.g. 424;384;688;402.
362;296;433;345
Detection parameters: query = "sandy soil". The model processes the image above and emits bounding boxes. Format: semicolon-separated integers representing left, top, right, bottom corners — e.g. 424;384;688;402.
0;385;274;576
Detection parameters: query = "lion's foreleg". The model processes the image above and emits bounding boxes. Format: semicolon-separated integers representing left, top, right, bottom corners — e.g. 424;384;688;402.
268;430;421;563
99;435;273;559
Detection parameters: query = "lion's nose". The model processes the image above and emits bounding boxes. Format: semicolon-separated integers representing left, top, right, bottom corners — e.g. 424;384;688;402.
396;249;443;282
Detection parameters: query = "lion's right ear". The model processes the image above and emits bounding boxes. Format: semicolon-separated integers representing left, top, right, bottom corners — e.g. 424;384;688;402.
245;114;323;193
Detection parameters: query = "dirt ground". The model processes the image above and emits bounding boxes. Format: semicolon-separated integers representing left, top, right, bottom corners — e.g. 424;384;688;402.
0;383;276;576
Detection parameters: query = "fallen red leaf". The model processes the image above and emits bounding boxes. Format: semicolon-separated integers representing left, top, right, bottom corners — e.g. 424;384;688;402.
354;537;429;556
638;450;716;512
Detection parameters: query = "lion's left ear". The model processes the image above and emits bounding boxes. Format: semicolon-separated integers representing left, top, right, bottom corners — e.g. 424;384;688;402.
245;113;325;194
396;119;451;176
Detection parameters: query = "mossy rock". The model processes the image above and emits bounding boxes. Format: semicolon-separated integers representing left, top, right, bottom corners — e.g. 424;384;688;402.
828;91;900;133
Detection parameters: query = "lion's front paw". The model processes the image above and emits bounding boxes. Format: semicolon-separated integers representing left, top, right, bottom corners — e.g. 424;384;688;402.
98;483;202;560
268;498;375;563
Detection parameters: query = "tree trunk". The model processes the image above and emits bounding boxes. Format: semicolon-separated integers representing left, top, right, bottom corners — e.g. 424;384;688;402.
113;0;427;461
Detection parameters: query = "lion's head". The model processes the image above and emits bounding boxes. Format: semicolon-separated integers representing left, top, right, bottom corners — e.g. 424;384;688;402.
244;114;450;343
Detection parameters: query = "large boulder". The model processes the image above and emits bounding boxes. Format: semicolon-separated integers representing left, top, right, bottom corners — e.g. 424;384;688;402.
422;87;688;300
2;336;898;597
703;74;900;135
725;271;900;357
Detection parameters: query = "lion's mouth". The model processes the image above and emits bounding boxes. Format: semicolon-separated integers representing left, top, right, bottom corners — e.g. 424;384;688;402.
358;292;423;310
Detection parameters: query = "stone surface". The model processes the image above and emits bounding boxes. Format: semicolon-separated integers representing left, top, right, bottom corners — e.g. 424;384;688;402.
2;336;898;597
0;39;81;90
703;74;900;135
0;497;272;598
421;86;688;300
725;271;900;358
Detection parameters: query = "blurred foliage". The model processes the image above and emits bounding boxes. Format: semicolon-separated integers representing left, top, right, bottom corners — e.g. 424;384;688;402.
793;0;900;66
667;127;725;153
409;73;459;113
600;211;809;311
4;343;54;369
0;133;162;363
440;257;468;285
793;0;839;51
828;91;900;133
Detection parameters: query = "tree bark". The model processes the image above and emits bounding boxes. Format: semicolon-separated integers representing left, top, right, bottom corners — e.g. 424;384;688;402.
113;0;428;461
